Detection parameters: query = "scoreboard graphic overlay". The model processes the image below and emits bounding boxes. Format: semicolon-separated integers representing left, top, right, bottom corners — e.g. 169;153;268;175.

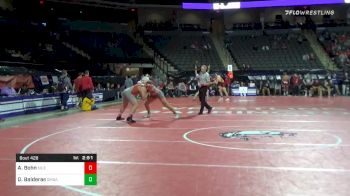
16;154;97;186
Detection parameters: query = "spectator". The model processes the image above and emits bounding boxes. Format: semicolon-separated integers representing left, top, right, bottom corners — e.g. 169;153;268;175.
96;83;103;91
309;53;316;61
153;76;160;87
303;73;313;97
272;79;281;96
49;83;57;94
331;73;341;95
323;79;332;97
58;70;73;111
281;72;289;96
124;76;133;88
241;64;247;70
177;81;187;97
290;73;302;96
246;64;251;70
140;75;150;84
302;54;310;61
106;82;111;90
311;79;322;97
262;45;270;51
74;72;83;93
73;72;83;107
239;82;247;96
167;80;175;97
80;70;94;99
203;44;208;50
208;85;216;96
159;80;166;95
116;83;122;99
188;77;197;95
262;80;270;96
224;76;231;95
339;53;348;64
18;84;29;96
0;84;17;97
342;72;349;95
207;43;211;49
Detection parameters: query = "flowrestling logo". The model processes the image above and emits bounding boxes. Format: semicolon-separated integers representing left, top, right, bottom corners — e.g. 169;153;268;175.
220;130;297;141
285;9;334;16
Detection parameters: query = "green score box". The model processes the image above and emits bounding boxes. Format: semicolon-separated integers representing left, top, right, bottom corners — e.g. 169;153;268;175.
84;174;97;186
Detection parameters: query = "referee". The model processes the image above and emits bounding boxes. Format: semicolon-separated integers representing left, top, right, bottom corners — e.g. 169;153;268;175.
196;65;213;115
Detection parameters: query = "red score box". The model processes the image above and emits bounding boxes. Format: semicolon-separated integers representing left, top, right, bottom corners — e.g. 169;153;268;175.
84;162;97;174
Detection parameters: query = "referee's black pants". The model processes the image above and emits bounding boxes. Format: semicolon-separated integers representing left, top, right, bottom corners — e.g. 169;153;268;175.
82;89;93;99
199;86;212;114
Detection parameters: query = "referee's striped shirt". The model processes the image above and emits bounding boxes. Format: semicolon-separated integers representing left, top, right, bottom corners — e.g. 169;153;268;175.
196;72;210;87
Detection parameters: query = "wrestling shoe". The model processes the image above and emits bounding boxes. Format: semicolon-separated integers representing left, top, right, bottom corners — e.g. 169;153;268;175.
116;116;124;121
126;116;136;123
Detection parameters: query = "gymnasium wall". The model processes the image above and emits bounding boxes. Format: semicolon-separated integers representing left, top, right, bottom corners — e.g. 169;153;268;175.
138;5;350;29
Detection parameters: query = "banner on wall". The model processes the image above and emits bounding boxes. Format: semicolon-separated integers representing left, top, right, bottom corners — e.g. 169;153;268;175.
227;64;232;72
52;76;59;84
93;93;103;102
227;64;234;79
40;76;49;85
0;75;35;88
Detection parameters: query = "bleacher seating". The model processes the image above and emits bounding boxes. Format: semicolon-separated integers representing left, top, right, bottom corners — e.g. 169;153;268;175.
317;27;350;71
226;30;322;70
0;19;86;64
63;31;149;62
145;32;223;71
